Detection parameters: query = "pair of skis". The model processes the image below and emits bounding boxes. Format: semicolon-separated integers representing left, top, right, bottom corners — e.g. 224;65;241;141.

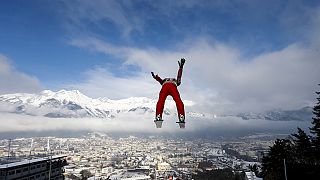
154;120;185;128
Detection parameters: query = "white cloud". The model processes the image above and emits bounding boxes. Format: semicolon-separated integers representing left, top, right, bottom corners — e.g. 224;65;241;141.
0;112;310;136
0;55;42;94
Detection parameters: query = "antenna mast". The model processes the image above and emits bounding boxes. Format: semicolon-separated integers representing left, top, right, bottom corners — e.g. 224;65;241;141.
29;138;34;158
7;139;11;160
47;138;51;156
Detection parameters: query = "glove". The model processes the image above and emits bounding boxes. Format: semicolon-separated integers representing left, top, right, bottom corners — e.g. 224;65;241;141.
178;58;185;68
151;72;156;79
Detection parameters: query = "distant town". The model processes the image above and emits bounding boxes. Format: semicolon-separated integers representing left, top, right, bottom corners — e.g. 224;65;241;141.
0;132;279;179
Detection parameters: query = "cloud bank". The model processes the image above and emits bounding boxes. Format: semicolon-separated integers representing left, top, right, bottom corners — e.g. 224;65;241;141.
0;112;311;136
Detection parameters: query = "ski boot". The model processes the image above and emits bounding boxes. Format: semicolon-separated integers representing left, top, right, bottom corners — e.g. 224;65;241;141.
154;114;164;128
176;114;185;128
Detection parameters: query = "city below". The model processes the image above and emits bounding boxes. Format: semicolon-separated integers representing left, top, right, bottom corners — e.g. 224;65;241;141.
0;132;278;179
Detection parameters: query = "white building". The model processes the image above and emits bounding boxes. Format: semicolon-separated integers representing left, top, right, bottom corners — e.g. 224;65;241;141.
157;162;171;171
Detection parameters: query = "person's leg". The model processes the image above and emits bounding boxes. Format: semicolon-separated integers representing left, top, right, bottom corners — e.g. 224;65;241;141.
169;84;185;122
155;84;169;120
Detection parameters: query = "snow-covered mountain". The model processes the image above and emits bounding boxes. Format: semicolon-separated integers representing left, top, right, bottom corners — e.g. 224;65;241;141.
0;90;313;121
0;90;201;118
235;106;313;121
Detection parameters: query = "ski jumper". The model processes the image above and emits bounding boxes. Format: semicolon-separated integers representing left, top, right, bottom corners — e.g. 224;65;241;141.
153;66;185;122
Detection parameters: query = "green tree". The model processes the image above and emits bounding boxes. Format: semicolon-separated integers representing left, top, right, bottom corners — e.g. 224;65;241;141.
291;127;312;164
310;86;320;163
261;139;294;180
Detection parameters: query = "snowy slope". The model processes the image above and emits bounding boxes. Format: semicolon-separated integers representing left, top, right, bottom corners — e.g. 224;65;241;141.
0;90;200;118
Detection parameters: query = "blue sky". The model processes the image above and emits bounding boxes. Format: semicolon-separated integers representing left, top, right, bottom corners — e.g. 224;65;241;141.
0;0;320;113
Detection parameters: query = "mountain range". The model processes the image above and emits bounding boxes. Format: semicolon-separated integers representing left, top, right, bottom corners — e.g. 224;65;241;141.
0;90;313;121
0;90;203;119
234;106;313;121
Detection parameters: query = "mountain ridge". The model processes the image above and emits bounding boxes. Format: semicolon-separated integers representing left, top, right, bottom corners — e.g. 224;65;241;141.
0;90;313;121
0;90;199;119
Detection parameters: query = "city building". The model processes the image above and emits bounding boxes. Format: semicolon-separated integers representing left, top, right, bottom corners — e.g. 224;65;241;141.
0;155;67;180
157;162;171;171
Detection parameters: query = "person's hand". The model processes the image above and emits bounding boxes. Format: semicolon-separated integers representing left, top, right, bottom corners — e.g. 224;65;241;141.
178;58;186;68
151;72;156;79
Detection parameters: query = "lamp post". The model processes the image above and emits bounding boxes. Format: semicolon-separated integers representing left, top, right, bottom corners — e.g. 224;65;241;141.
283;158;287;180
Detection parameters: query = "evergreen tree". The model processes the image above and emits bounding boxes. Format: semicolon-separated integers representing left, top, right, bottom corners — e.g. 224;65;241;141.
261;139;294;180
291;127;312;164
310;85;320;163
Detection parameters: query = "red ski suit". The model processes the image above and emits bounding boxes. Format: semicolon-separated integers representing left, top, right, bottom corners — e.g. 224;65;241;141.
153;67;185;121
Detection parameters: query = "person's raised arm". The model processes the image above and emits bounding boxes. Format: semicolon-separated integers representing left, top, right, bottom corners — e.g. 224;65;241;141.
151;72;164;85
177;58;185;86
